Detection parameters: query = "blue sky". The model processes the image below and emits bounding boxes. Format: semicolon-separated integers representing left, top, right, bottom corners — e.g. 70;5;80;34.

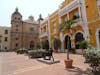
0;0;64;27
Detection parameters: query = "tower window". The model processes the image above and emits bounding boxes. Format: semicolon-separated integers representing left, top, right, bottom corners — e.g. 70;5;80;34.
16;43;18;47
5;37;8;42
18;18;20;20
15;17;17;19
16;24;18;27
16;29;18;31
16;38;18;40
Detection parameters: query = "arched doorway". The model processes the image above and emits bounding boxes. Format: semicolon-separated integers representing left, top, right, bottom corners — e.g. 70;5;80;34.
98;31;100;47
75;32;84;49
42;40;49;49
65;35;71;49
45;40;49;50
30;41;34;49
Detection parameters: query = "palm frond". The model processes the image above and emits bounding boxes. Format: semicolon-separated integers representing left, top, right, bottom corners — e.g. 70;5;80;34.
60;20;76;31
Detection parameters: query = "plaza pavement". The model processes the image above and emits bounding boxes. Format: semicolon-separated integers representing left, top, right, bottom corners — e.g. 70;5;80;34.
0;52;93;75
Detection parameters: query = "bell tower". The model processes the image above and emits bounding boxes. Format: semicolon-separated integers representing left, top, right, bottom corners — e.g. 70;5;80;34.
11;8;23;50
11;8;22;23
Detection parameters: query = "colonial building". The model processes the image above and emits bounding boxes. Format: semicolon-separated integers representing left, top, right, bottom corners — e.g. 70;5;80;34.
0;26;11;51
11;8;39;50
39;0;100;53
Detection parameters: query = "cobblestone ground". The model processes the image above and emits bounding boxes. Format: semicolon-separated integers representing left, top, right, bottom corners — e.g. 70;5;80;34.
0;52;93;75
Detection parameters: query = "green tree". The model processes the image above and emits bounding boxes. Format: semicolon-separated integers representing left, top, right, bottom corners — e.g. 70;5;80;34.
77;40;89;56
60;20;76;59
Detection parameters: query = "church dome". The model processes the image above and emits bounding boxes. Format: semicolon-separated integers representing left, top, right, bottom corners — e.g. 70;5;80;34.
28;16;34;22
12;8;22;17
11;8;22;22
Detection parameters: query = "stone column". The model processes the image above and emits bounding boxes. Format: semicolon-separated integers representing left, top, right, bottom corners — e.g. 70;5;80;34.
48;15;51;48
60;31;65;52
79;0;90;41
78;6;82;18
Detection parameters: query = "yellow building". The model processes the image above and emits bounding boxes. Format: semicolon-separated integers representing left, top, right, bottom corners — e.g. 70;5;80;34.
40;0;100;53
85;0;100;48
39;16;50;48
49;10;60;50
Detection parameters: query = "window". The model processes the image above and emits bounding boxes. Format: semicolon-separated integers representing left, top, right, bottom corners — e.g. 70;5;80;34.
98;6;100;13
73;11;79;20
15;38;18;40
5;47;7;49
16;43;18;47
5;30;8;34
15;17;16;19
0;35;2;43
53;23;56;33
16;29;18;31
5;37;8;42
65;16;68;22
30;27;34;32
16;24;18;27
18;18;20;20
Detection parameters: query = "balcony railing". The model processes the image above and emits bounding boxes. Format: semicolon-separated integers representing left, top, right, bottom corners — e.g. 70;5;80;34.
59;0;79;16
72;18;83;27
39;32;48;38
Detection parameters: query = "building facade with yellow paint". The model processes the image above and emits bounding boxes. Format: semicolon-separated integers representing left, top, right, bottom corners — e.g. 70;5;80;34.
40;0;100;53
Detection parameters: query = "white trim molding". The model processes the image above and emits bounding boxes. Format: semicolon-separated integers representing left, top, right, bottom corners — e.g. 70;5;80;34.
59;0;79;17
96;28;100;48
48;15;51;48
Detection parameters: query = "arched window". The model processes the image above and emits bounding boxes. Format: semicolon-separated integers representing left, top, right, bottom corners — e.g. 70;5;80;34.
30;41;34;49
75;32;84;49
65;35;71;49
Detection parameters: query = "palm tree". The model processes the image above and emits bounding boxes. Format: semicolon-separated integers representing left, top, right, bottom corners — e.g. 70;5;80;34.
60;19;76;60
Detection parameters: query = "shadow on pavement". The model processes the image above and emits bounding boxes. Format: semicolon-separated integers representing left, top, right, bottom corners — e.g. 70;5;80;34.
65;66;95;75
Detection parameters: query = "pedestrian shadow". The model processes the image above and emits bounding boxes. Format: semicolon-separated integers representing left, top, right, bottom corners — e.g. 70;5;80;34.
65;66;95;75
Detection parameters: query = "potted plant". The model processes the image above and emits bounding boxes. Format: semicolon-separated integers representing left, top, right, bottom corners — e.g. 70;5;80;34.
60;19;76;68
53;38;61;52
77;40;89;56
85;47;100;73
